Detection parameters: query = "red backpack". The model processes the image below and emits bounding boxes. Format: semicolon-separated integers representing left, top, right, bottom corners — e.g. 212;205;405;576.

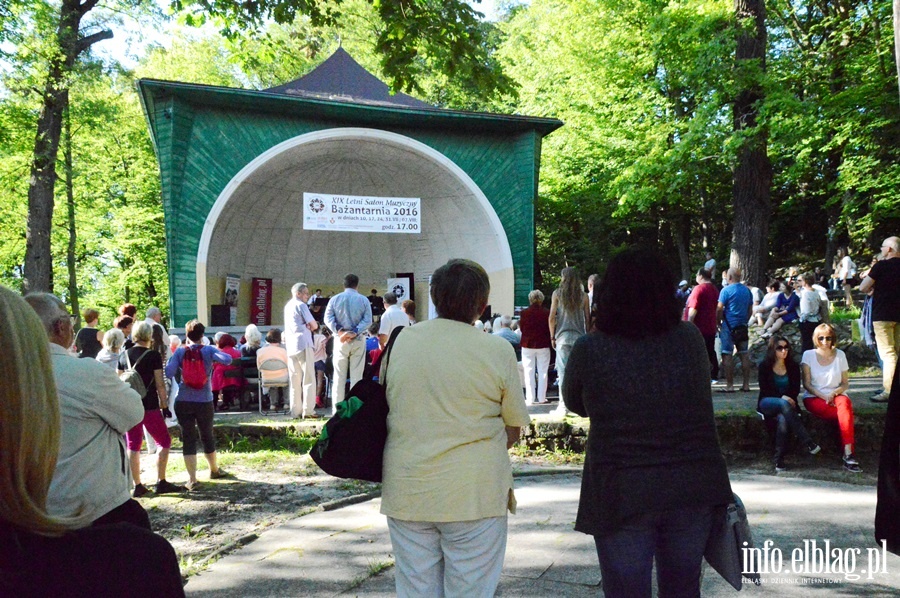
182;345;208;389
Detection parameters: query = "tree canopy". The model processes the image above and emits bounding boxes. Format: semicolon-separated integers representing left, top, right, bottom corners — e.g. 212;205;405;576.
0;0;898;321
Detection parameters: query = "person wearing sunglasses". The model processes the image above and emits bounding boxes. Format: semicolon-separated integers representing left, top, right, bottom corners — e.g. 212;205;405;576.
800;323;861;472
757;336;821;472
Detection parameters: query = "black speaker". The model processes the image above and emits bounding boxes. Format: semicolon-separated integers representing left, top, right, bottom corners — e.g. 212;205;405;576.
210;305;231;326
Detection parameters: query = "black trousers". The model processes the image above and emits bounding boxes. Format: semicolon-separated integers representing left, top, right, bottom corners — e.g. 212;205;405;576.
703;333;719;381
92;498;151;531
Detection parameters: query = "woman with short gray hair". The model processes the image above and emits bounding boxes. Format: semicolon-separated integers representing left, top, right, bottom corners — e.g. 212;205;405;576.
96;328;126;368
242;324;262;358
381;259;531;597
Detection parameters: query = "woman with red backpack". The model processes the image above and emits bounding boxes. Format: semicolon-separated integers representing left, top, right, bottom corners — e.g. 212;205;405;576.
164;320;233;491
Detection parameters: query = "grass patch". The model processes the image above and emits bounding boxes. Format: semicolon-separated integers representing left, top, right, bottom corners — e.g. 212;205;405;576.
511;445;585;465
347;558;395;590
217;449;310;470
221;430;317;454
830;306;861;322
849;365;882;378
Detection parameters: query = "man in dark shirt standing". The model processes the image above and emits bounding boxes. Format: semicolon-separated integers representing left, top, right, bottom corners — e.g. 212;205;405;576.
859;236;900;402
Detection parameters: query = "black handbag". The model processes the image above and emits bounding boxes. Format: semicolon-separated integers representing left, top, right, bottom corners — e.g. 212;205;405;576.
704;493;760;590
725;319;749;344
309;327;402;483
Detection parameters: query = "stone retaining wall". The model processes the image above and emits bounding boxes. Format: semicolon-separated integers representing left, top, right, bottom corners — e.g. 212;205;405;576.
522;411;886;461
184;410;887;463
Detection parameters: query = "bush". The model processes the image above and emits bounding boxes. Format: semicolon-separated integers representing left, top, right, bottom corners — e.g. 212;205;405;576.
831;306;861;322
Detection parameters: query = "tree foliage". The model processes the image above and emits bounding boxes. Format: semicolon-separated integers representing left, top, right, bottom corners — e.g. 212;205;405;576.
2;0;898;318
497;0;899;291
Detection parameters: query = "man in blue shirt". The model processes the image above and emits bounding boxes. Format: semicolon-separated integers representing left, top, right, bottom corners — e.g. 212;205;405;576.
717;267;753;392
324;274;373;412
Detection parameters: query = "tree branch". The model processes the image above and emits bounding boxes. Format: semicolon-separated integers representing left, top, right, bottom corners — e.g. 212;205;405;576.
75;29;113;55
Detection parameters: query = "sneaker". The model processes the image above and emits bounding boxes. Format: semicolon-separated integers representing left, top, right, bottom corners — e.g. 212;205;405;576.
870;391;890;403
132;483;151;498
806;441;821;455
210;469;230;480
843;454;862;473
775;458;786;473
155;480;186;494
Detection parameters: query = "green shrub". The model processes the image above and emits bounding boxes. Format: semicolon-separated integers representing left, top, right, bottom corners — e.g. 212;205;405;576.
830;306;861;322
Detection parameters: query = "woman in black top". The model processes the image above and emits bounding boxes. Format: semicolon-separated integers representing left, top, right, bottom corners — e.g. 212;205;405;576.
0;286;185;597
757;336;821;472
564;248;733;598
75;308;103;358
119;321;183;497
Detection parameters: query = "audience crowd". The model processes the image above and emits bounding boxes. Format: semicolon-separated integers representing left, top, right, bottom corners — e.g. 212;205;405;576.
2;235;896;595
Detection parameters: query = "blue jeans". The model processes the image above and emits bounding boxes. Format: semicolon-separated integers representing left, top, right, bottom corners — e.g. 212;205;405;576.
758;397;813;459
594;506;714;598
719;324;748;355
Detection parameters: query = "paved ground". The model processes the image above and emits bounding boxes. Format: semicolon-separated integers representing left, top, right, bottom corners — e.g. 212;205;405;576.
185;472;900;597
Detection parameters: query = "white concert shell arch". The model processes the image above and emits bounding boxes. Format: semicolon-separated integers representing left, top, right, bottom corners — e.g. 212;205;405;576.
196;127;515;321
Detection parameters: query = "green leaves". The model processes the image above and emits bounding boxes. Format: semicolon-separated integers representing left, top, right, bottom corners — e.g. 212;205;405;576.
498;0;735;278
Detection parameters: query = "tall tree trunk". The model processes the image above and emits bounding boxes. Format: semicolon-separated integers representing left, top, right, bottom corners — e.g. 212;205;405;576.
731;0;772;288
675;213;692;282
894;0;900;100
63;107;80;327
23;0;111;293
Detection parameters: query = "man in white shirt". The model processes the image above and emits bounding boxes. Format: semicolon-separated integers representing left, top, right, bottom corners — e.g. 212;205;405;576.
704;252;717;281
587;273;599;307
25;293;145;527
798;273;823;352
145;306;169;347
378;292;410;348
284;283;319;418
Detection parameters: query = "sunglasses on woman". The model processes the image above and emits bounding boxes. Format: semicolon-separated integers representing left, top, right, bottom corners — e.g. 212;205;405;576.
817;336;834;342
775;345;789;351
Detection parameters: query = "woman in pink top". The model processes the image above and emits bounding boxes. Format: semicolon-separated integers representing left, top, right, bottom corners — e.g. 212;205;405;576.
211;334;242;410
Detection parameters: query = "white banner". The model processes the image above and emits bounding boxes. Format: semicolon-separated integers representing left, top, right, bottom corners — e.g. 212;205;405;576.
225;274;240;326
303;192;421;234
387;277;411;302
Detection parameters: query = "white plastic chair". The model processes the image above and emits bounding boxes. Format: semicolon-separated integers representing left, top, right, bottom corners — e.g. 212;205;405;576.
258;358;289;415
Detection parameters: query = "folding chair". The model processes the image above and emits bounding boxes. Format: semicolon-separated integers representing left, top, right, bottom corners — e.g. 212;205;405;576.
258;358;289;416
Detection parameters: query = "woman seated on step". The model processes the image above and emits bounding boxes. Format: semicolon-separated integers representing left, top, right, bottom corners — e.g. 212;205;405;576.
757;335;821;473
801;323;861;473
761;281;799;338
751;280;780;327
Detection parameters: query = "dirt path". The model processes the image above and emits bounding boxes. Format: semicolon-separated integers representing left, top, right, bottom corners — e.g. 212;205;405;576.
138;450;379;576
